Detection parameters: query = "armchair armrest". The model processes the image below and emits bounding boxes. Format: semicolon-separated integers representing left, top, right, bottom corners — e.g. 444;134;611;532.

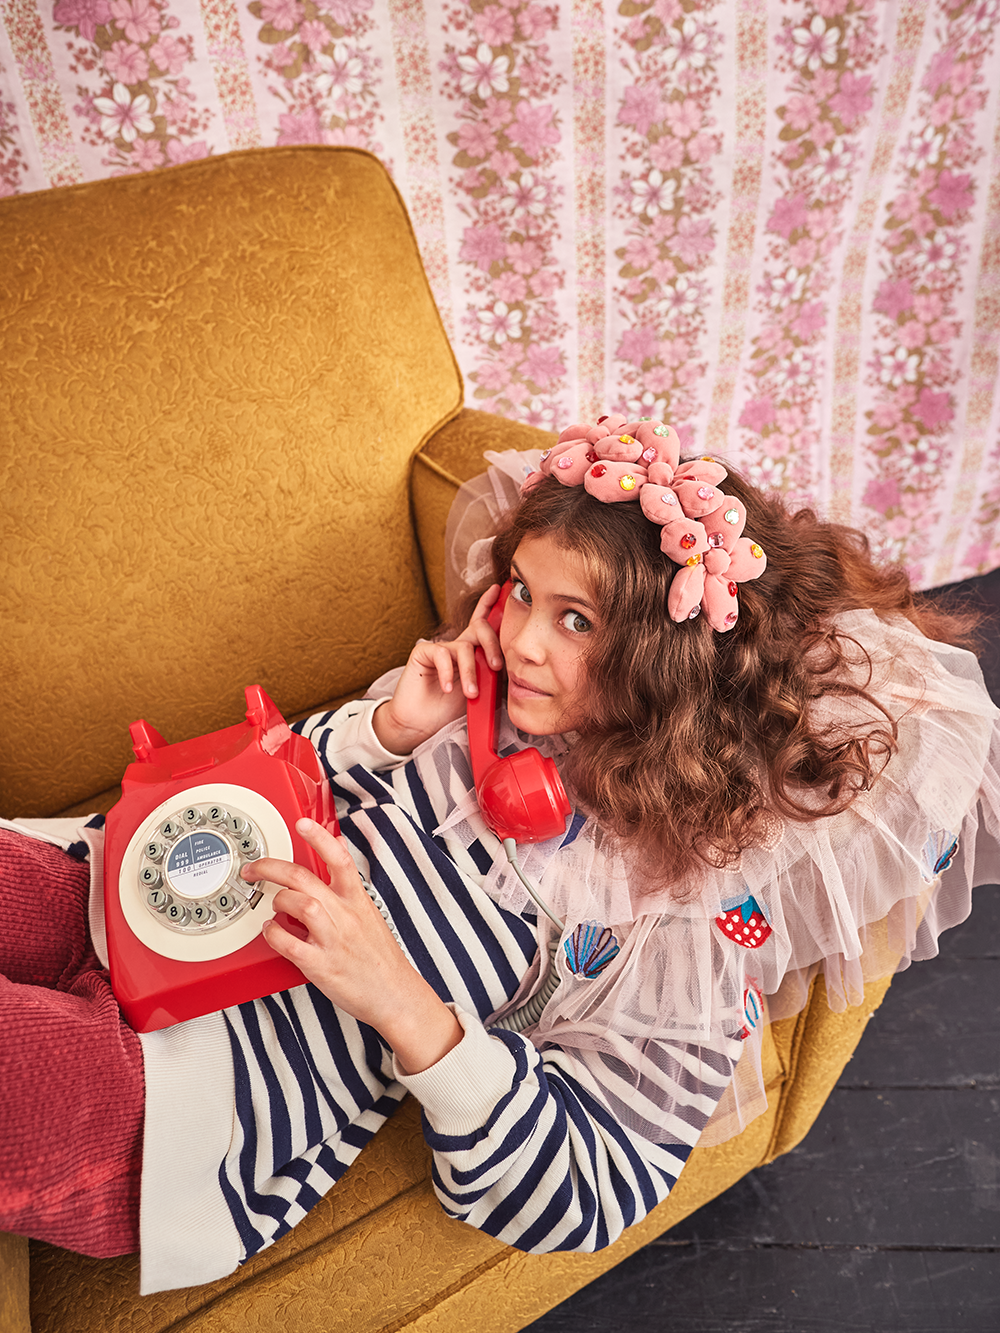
412;408;557;621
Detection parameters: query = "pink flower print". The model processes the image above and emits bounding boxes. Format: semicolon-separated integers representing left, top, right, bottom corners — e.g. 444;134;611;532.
506;239;543;274
476;361;512;393
879;345;920;387
811;139;854;188
150;33;187;76
328;125;368;147
930;94;955;128
663;17;710;75
903;125;945;173
791;15;839;73
664;99;700;138
525;343;565;389
314;44;364;102
531;269;559;297
461;223;507;271
269;42;295;71
649;137;684;173
109;0;160;44
767;266;807;308
260;0;306;30
484;98;512;131
773;348;814;391
788;237;817;269
165;138;209;164
518;5;552;41
784;93;819;132
619;85;666;138
687;133;716;164
501;171;549;222
913;290;944;323
913;387;954;431
918;229;958;275
474;5;515;46
300;20;331;53
616;324;659;368
277;107;324;145
649;214;676;243
829;71;873;128
738;396;777;431
456;120;497;158
489;150;518;176
94;83;155;142
630;169;676;218
898;319;927;351
873;277;915;320
885;515;912;540
814;0;848;15
314;0;372;20
509;103;560;160
653;0;681;24
791;300;826;339
492;271;527;303
626;388;668;419
963;0;1000;36
130;137;164;170
929;170;974;221
457;45;511;100
923;46;957;96
624;236;658;269
477;301;523;345
674;215;714;265
658;273;701;318
104;40;149;85
518;397;557;430
863;475;902;512
767;193;809;240
53;0;112;42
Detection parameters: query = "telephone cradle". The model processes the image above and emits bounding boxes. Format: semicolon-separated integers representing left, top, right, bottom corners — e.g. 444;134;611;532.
104;686;336;1033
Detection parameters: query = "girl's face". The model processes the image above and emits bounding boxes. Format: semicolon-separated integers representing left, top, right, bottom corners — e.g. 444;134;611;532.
500;532;595;736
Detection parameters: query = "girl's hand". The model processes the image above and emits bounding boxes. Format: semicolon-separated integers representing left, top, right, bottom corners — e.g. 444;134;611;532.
372;582;505;755
248;819;463;1075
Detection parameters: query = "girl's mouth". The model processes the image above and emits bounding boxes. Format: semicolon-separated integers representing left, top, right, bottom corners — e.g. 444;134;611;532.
507;674;551;700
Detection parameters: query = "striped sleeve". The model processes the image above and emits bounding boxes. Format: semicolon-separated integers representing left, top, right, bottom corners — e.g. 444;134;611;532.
394;1009;694;1253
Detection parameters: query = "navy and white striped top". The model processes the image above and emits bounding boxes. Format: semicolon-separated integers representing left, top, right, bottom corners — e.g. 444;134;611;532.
208;698;737;1269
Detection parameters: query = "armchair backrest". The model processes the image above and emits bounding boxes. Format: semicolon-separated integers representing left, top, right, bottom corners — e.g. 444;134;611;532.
0;147;462;817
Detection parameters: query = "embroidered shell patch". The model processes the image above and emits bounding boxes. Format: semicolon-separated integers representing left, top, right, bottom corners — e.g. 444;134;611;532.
716;892;773;949
920;830;959;884
738;985;763;1041
563;920;620;979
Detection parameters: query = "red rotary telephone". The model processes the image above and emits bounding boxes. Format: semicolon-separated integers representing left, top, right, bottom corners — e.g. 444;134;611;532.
104;686;336;1033
466;582;572;844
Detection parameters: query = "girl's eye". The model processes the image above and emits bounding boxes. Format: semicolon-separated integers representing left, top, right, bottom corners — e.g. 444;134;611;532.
559;610;592;634
511;579;531;606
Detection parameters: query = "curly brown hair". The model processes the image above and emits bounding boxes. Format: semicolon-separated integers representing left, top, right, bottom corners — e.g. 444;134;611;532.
477;464;981;893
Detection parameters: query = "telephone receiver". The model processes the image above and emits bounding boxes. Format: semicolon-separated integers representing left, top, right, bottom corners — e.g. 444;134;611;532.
104;685;337;1033
467;581;572;844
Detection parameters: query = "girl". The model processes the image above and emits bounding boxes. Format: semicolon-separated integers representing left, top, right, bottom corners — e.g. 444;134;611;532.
3;414;999;1296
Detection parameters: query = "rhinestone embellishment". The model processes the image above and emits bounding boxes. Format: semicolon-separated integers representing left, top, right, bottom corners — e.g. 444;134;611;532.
619;474;637;491
641;447;656;463
661;491;678;505
728;580;738;596
724;508;739;524
751;543;764;558
680;533;697;549
725;611;738;626
557;455;574;469
686;554;703;567
707;532;725;548
590;463;607;478
697;485;714;500
653;425;668;437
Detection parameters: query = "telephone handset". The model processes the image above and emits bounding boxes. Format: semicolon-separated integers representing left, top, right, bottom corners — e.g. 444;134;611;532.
467;582;572;844
104;685;336;1033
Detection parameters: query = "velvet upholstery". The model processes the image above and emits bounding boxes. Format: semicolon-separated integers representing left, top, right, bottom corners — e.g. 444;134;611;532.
0;146;896;1333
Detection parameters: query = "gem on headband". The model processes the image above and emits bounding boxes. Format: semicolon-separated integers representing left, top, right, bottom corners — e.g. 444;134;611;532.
557;455;574;469
728;581;737;596
686;554;702;567
586;449;599;462
751;543;764;558
620;474;636;491
653;425;668;436
697;486;714;500
725;611;738;626
641;447;656;463
662;491;678;505
619;435;635;445
541;449;551;461
724;508;739;524
680;533;697;549
688;605;701;619
591;463;607;478
708;532;724;548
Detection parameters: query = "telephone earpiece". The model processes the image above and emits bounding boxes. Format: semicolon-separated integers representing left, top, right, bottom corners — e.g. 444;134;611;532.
467;582;572;844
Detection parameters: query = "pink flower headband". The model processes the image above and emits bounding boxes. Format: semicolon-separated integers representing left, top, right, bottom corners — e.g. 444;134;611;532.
526;413;767;632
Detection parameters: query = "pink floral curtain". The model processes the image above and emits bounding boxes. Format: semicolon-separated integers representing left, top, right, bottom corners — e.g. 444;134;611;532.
2;0;999;589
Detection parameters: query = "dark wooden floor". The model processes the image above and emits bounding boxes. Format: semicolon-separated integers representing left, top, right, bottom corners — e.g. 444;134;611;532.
525;570;1000;1333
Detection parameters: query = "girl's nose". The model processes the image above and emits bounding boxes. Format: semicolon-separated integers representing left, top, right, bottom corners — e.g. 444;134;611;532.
509;613;546;664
